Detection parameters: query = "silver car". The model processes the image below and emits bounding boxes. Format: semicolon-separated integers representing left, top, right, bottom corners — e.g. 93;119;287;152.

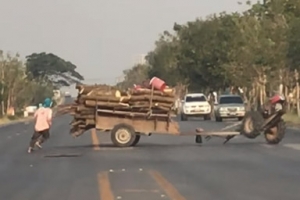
214;94;245;122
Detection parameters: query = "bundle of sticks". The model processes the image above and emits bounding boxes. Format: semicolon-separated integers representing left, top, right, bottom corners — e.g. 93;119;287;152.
62;83;176;137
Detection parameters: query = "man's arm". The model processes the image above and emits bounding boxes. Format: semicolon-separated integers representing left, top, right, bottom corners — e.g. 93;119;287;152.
34;109;38;119
47;109;53;126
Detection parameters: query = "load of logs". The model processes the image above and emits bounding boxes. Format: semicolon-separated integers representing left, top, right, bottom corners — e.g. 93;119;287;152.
61;83;176;137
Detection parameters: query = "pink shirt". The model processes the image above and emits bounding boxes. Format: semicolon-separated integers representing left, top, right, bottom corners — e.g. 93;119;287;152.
34;107;52;131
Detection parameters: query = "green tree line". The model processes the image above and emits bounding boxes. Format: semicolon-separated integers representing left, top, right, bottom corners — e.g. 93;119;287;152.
0;50;83;117
117;0;300;111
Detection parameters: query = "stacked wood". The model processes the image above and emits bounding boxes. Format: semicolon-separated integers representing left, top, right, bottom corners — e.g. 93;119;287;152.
66;83;176;137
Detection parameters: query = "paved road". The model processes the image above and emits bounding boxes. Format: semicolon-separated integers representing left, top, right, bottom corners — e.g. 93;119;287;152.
0;114;300;200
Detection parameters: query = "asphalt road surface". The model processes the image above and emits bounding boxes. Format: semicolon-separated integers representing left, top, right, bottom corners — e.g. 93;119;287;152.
1;114;300;200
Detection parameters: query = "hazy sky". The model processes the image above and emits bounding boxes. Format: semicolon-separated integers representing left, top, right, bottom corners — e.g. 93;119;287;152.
0;0;248;93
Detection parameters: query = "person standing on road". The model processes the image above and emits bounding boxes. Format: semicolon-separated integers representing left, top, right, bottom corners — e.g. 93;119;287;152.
27;98;53;153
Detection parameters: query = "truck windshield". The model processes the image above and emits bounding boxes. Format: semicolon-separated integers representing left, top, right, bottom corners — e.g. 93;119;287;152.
219;96;243;104
185;96;206;102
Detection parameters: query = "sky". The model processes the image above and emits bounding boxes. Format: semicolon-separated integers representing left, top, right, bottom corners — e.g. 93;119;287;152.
0;0;249;95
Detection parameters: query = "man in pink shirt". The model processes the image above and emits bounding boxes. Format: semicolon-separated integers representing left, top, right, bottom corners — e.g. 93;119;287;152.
28;98;53;153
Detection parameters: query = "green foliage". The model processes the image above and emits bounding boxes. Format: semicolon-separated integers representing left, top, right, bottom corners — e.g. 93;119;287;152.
0;50;76;118
116;64;150;90
26;52;84;88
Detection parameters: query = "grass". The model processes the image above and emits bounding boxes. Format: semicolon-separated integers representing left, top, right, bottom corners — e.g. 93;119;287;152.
283;112;300;126
0;114;32;126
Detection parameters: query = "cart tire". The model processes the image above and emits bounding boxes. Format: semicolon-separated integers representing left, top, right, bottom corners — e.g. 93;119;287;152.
111;123;136;147
131;134;141;146
264;119;286;145
181;114;187;121
240;111;264;139
195;135;202;144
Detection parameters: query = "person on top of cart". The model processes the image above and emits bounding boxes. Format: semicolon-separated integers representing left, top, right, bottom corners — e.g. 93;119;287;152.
27;98;53;153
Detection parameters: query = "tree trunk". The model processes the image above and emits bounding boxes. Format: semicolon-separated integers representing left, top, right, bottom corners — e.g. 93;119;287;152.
297;83;300;116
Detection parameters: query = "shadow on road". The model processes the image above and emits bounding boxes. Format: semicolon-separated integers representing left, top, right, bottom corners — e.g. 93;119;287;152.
51;141;270;150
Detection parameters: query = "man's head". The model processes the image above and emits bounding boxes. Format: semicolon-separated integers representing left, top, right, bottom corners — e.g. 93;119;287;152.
43;98;52;108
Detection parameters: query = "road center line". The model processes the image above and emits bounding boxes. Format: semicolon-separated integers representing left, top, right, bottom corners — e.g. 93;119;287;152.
149;170;186;200
91;128;100;150
97;172;114;200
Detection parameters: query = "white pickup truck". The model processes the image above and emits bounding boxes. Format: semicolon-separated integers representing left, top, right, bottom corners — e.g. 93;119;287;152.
180;93;211;121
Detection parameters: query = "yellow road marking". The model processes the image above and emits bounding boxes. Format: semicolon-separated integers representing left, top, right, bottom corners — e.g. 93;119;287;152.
149;170;186;200
98;172;114;200
91;128;100;150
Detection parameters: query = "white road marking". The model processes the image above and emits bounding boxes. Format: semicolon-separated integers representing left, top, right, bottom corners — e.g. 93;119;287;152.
283;143;300;151
260;144;274;149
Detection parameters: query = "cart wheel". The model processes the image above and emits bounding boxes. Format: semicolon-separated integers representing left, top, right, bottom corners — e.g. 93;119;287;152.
195;135;202;144
131;135;141;146
111;123;136;147
264;119;286;145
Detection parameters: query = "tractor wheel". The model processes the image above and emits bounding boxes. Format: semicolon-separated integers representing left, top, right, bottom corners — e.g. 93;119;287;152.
240;111;264;139
264;119;286;145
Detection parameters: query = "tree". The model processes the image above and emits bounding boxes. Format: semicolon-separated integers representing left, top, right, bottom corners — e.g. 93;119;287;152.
25;52;84;88
116;64;149;90
117;0;300;112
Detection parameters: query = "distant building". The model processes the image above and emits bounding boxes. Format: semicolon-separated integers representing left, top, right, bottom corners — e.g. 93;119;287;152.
132;54;147;65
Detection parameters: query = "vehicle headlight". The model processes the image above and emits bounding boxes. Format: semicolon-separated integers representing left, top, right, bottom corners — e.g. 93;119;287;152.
219;107;225;111
239;107;245;111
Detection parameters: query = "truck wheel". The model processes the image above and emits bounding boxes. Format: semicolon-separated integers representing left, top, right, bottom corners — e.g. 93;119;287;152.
181;114;187;121
215;116;222;122
204;114;211;120
240;111;264;139
111;123;137;147
131;135;141;146
264;119;286;144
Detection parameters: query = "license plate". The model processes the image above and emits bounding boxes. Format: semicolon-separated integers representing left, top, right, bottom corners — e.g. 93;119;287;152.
192;109;203;112
229;112;236;116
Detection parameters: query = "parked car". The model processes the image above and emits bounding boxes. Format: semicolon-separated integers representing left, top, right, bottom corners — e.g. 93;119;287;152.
214;94;245;122
181;93;211;121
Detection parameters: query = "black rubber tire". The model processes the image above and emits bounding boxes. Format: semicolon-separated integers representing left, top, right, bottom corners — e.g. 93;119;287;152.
238;117;243;121
215;116;222;122
204;114;211;120
131;135;141;146
111;123;136;147
264;119;286;145
240;111;264;139
181;114;187;121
